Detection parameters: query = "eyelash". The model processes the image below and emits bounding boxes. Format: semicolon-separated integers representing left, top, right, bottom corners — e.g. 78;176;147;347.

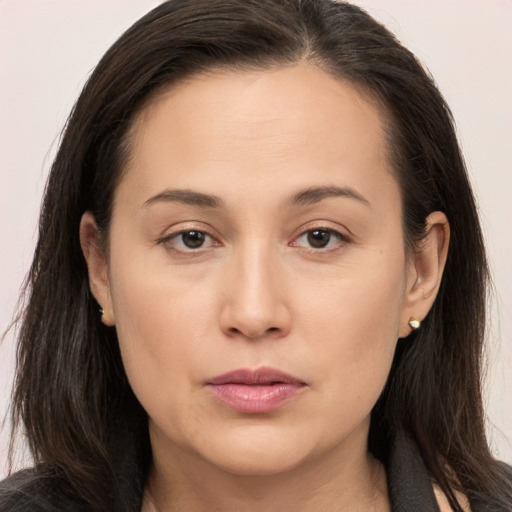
157;229;219;254
289;228;350;252
157;226;350;254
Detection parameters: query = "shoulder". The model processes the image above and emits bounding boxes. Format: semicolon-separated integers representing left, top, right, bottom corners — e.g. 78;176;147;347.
0;468;89;512
433;484;471;512
434;462;512;512
498;461;512;482
387;431;512;512
0;469;46;512
468;462;512;512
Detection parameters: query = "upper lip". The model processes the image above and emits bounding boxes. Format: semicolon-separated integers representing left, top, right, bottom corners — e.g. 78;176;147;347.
207;366;305;386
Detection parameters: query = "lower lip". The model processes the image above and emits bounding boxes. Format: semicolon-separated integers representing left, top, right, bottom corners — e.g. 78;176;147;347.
207;383;305;413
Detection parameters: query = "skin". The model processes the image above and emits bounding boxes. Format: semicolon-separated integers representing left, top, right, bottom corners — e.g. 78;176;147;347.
80;64;450;511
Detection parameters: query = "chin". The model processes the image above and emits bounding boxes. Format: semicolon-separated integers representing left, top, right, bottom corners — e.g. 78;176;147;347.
206;449;307;477
193;425;314;476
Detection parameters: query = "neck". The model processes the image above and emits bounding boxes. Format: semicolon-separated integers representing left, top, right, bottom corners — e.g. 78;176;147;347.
142;423;390;512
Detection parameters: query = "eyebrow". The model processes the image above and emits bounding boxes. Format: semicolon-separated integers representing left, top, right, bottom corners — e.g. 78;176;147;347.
290;185;371;207
142;189;223;209
142;185;370;210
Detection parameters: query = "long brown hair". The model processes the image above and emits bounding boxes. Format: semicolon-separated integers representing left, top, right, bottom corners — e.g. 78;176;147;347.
4;0;511;510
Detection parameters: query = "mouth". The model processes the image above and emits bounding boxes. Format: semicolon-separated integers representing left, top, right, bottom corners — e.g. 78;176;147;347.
206;366;306;413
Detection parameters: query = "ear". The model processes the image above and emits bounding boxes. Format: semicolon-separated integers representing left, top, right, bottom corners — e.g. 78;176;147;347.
79;211;115;326
399;211;450;338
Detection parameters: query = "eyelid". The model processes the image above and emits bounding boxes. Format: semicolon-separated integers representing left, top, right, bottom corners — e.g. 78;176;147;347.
289;223;352;251
156;223;222;254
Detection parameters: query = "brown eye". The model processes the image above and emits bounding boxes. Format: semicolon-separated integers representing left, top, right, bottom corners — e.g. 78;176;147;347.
160;229;217;253
180;231;206;248
307;230;331;248
290;228;349;251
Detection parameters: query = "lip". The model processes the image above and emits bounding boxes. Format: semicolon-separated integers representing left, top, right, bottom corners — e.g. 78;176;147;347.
206;366;306;413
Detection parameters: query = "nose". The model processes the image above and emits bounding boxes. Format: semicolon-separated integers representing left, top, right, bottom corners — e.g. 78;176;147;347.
219;242;292;340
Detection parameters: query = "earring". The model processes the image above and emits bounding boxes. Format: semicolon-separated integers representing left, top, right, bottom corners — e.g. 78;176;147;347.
408;318;421;330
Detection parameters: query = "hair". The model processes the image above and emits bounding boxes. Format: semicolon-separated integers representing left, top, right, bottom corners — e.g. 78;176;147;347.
4;0;511;510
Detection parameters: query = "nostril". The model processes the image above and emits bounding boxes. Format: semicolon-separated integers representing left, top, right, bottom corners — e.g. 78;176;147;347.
219;301;292;340
227;325;281;339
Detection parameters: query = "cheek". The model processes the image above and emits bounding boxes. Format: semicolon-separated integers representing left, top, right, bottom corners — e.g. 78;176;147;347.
107;256;219;413
293;249;406;410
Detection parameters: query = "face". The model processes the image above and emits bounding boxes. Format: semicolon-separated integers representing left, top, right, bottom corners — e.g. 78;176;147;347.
84;64;433;476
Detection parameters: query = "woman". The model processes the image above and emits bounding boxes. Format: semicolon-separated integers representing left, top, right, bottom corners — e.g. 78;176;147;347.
0;0;510;510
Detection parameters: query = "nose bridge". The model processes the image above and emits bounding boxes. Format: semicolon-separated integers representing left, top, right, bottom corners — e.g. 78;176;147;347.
220;236;290;339
237;237;275;307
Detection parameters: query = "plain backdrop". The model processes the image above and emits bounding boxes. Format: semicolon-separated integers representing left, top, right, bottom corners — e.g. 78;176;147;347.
1;0;511;477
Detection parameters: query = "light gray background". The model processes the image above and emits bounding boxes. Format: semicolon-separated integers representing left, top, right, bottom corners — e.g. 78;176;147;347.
1;0;511;477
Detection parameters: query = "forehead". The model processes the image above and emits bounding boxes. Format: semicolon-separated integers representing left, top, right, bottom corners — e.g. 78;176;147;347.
119;63;396;208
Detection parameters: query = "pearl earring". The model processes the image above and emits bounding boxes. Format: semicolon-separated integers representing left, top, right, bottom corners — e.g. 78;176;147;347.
408;318;421;330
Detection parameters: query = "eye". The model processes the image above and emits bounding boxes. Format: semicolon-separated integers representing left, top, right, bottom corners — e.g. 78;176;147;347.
291;228;348;250
159;230;218;252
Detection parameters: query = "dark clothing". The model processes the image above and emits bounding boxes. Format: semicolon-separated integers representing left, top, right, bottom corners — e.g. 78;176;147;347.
0;432;510;511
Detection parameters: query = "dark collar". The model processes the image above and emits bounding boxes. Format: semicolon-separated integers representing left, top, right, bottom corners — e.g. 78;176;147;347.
387;431;440;511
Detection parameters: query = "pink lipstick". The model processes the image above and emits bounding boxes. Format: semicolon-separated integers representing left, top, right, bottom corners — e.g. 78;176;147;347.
206;367;306;413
